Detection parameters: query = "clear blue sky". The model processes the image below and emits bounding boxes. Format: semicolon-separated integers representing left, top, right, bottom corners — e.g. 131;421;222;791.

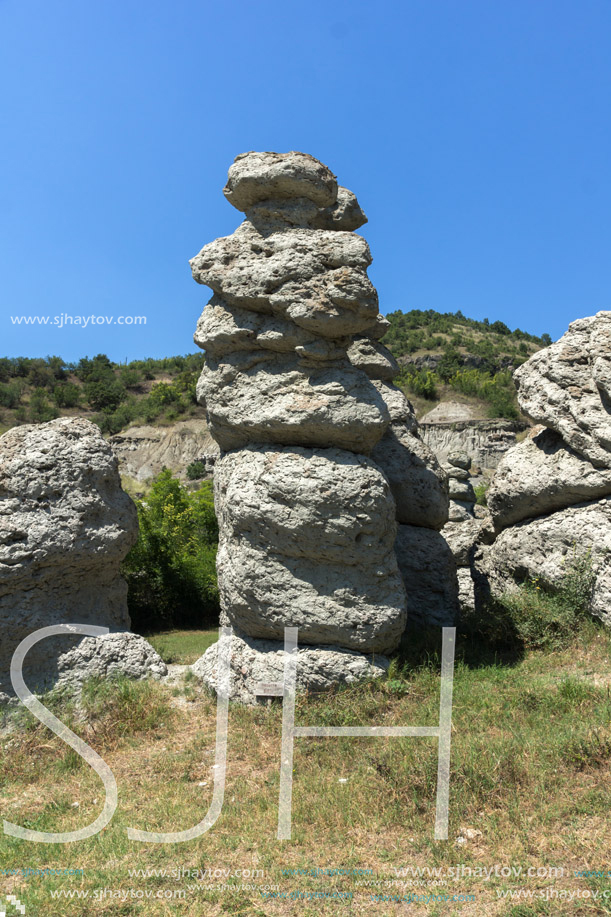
1;0;610;362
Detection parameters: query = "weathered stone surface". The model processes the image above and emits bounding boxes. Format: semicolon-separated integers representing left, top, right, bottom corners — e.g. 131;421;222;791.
191;221;378;340
370;381;449;529
216;446;397;565
420;402;480;424
217;538;406;652
488;426;611;531
448;452;471;470
110;418;219;482
394;526;459;626
442;518;484;567
193;295;349;363
214;446;406;652
420;419;527;472
448;500;475;522
223;151;338;211
514;311;611;469
54;633;167;691
0;418;150;702
448;477;476;503
476;498;611;623
456;568;476;612
192;632;388;705
196;355;390;452
190;151;455;697
347;337;398;381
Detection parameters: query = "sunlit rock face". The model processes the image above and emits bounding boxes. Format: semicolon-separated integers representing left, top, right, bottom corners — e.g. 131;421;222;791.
189;151;456;702
0;417;166;707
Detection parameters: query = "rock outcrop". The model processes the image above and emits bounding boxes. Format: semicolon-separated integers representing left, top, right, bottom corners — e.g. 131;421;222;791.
513;312;611;469
0;418;167;706
110;418;219;483
420;417;528;472
189;151;457;701
473;312;611;622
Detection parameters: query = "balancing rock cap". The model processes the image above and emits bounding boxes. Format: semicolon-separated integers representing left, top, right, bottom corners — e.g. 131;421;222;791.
223;151;339;211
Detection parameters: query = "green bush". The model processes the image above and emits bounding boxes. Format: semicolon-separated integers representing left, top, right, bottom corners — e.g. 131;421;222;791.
474;482;488;506
489;549;597;650
397;368;438;400
122;470;220;633
28;388;59;422
53;382;80;408
0;382;22;409
186;460;207;480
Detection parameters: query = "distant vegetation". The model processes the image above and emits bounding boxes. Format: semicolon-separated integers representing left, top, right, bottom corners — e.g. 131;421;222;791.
382;309;551;419
0;352;205;435
122;469;220;634
382;308;551;363
0;309;552;433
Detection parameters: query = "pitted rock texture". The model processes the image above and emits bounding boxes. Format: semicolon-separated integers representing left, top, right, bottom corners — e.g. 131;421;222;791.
214;447;406;652
488;426;611;531
394;527;459;627
196;355;390;453
514;311;611;469
0;418;163;703
473;314;611;622
190;151;451;698
476;498;611;624
370;382;449;530
192;632;388;706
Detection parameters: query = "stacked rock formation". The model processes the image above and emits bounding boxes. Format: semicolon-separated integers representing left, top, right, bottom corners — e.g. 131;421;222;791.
474;312;611;621
0;417;166;708
445;452;477;521
189;151;458;702
440;453;488;612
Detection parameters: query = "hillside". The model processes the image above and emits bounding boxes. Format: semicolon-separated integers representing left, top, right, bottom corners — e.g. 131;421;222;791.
381;309;551;420
0;352;207;438
0;310;551;436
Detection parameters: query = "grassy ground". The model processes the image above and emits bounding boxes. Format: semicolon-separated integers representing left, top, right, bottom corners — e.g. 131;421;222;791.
1;616;611;916
146;630;219;665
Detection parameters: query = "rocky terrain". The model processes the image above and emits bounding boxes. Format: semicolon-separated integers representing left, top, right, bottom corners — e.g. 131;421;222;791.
0;417;166;708
457;312;611;620
188;150;458;702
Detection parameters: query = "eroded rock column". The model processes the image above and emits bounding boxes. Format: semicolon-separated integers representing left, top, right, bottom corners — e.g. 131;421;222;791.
0;417;167;708
190;151;456;702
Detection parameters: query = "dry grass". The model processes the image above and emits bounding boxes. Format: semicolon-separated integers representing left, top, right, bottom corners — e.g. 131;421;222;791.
1;621;611;915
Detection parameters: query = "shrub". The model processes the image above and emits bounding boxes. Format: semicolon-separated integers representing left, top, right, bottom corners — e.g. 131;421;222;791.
122;470;220;633
28;388;59;422
473;482;488;507
0;382;22;409
53;382;80;408
398;368;438;400
186;460;207;480
490;549;596;650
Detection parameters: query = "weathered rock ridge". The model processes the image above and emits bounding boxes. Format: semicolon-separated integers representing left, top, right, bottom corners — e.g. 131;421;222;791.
189;151;457;700
470;312;611;622
0;418;166;707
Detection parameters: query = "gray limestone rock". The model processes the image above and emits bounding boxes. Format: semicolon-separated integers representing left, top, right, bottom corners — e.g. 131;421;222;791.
189;151;455;697
0;418;159;703
347;337;399;382
476;498;611;623
488;426;611;531
196;354;390;453
192;632;388;705
394;526;459;626
514;311;611;469
214;446;406;653
370;381;449;530
442;517;484;567
223;151;338;211
448;477;476;503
